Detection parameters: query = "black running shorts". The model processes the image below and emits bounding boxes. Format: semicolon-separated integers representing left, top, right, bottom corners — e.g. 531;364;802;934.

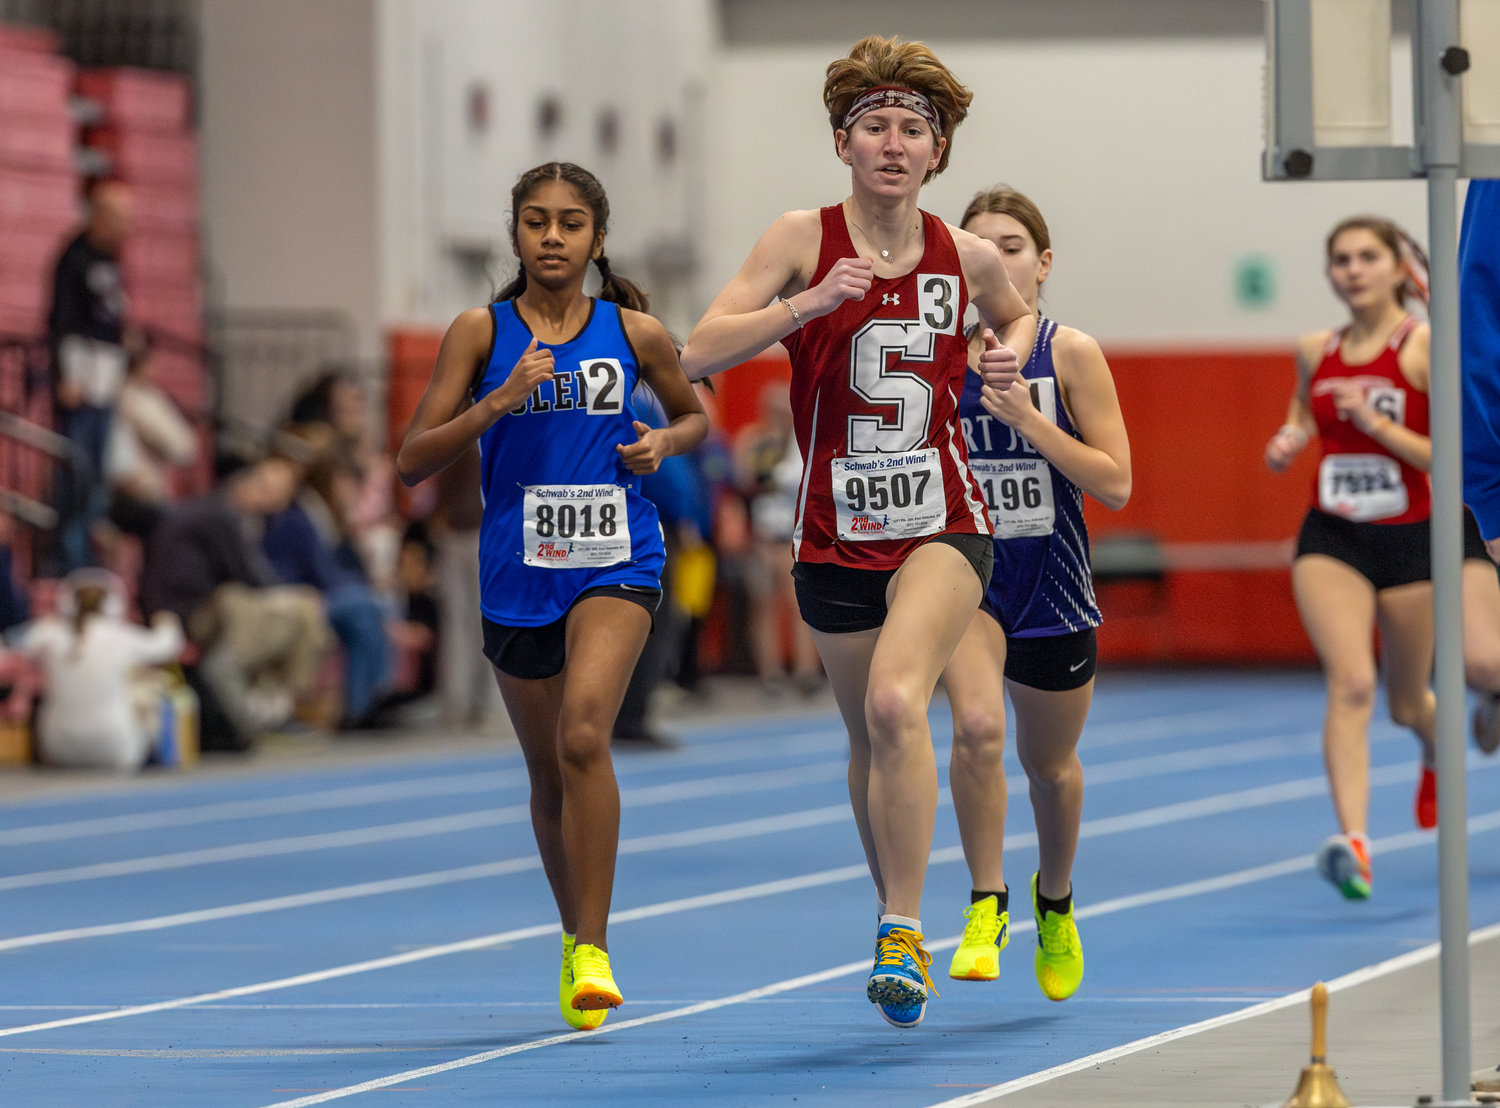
482;585;661;680
792;532;994;635
996;626;1098;692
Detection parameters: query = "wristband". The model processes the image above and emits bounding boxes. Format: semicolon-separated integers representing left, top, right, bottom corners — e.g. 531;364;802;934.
781;298;803;329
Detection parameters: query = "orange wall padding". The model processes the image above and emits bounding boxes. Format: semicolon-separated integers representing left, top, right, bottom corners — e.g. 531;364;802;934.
1086;348;1319;665
711;346;1322;666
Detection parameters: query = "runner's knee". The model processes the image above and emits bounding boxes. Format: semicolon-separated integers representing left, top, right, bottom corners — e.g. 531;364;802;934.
951;702;1005;762
1328;670;1377;714
1387;687;1432;729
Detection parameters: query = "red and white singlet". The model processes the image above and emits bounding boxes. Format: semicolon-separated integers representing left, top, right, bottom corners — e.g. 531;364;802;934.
1308;315;1430;524
782;205;990;570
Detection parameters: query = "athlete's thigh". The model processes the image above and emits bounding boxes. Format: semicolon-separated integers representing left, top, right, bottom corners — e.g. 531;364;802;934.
942;608;1008;737
1292;555;1379;675
1007;678;1092;770
811;626;880;745
1374;579;1435;698
495;670;567;768
876;541;985;689
560;596;653;723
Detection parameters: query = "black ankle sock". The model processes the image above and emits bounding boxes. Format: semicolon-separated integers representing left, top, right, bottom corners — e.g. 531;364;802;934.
1036;888;1072;917
971;888;1008;912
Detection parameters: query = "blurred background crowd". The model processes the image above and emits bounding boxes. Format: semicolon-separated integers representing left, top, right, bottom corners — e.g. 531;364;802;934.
0;13;823;770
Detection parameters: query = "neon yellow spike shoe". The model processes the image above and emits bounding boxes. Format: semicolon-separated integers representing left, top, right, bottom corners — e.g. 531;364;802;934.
559;933;607;1030
948;895;1009;981
1031;873;1084;1001
570;942;624;1012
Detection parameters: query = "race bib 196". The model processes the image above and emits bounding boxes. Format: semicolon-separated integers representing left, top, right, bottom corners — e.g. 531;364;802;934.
832;449;947;541
1318;454;1408;522
971;457;1055;538
522;484;631;568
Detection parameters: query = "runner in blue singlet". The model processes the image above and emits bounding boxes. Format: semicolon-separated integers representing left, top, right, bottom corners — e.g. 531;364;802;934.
940;187;1132;1002
396;163;706;1031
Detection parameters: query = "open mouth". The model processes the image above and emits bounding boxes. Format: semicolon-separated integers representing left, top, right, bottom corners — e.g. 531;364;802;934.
878;165;906;176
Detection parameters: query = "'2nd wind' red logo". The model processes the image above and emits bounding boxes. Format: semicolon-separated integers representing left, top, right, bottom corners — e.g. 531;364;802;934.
849;514;889;534
535;540;574;560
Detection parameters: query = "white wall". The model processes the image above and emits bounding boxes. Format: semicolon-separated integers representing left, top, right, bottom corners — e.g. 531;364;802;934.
199;0;381;357
704;35;1436;345
376;0;714;338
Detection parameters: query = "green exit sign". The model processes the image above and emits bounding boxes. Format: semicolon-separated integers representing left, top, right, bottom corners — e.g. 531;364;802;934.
1234;255;1276;309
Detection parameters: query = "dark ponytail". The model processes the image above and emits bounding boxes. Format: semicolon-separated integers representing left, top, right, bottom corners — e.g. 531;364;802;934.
494;162;649;314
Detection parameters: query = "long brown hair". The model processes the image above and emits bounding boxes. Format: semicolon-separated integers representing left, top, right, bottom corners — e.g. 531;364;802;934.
493;162;649;313
1325;215;1423;306
960;185;1051;254
823;36;973;182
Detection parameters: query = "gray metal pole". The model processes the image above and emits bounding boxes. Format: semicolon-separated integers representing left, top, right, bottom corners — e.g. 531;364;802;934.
1417;1;1472;1102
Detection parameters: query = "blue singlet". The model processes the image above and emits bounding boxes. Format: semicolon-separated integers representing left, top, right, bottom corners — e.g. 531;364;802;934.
958;315;1103;638
475;298;665;628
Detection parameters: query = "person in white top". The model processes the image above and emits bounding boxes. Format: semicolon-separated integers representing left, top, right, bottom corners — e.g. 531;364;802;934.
106;345;199;543
23;568;184;770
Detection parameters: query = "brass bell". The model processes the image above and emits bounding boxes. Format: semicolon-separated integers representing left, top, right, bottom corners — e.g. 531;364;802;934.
1283;981;1351;1108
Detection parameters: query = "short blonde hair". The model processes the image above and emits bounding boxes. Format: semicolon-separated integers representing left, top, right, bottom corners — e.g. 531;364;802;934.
823;36;973;182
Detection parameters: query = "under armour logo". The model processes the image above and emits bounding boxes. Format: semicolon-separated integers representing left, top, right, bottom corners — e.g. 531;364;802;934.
882;293;900;306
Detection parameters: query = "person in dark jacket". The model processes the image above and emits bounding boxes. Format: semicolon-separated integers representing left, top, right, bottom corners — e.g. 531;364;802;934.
48;180;132;573
141;453;329;747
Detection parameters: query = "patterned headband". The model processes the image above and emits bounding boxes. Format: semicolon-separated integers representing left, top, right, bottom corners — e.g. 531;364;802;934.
841;86;942;134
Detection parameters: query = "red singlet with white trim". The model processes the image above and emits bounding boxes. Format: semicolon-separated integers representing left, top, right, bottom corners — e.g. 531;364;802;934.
781;205;990;569
1307;315;1430;524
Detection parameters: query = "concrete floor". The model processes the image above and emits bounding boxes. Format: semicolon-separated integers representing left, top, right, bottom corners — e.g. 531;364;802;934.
997;929;1500;1108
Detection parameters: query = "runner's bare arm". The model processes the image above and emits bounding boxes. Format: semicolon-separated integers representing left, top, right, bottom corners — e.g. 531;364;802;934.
617;310;709;475
1337;324;1431;471
397;308;554;486
681;210;869;380
953;225;1037;369
1266;333;1323;472
981;328;1131;510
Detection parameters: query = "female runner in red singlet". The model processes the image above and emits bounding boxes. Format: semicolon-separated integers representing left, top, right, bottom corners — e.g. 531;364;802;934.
1267;216;1440;900
681;35;1036;1030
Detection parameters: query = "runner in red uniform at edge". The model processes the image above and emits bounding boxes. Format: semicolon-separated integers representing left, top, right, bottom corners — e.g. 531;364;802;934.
681;35;1037;1029
1266;216;1441;901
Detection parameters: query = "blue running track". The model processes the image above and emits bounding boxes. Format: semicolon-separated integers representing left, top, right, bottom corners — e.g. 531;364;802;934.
1;671;1497;1107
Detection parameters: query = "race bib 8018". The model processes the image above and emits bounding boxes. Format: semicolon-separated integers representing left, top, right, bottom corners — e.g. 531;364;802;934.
522;484;631;568
832;448;947;541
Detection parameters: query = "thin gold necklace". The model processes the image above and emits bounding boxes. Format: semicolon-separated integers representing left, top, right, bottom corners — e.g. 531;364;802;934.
848;212;919;261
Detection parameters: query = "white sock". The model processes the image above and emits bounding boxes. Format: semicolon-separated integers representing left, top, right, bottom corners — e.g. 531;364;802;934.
880;913;921;932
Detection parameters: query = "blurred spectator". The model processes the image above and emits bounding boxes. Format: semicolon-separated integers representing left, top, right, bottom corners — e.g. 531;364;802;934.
734;380;821;695
262;423;392;728
290;370;401;598
0;514;31;633
47;180;133;574
430;443;498;728
105;342;199;546
613;383;711;746
21;568;183;771
140;450;329;748
370;520;440;720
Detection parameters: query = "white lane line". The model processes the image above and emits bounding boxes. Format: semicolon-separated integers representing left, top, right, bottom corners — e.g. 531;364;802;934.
920;917;1500;1107
0;771;533;847
0;761;849;892
249;813;1500;1108
1078;701;1324;749
0;805;853;953
4;777;1492;1048
3;751;1478;953
0;697;1334;845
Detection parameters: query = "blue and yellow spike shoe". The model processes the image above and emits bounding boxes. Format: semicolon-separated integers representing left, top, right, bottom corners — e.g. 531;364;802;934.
867;919;937;1028
570;942;624;1012
1031;873;1084;1002
948;895;1009;981
559;933;607;1030
1316;834;1372;901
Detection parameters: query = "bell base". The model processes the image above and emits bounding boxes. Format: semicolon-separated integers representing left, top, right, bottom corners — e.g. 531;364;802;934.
1284;1062;1353;1108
